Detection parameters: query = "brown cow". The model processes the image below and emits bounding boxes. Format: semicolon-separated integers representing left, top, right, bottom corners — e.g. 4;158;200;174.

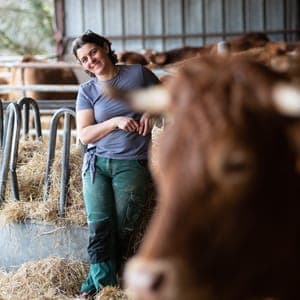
7;55;78;129
124;56;300;300
149;46;210;66
117;51;149;65
229;32;270;51
9;55;79;101
0;76;9;100
149;32;270;66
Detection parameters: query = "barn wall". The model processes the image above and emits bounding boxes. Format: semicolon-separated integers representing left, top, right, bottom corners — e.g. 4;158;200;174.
61;0;299;54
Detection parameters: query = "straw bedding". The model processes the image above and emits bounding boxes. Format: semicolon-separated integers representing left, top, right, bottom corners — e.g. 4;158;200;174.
0;257;128;299
0;257;88;299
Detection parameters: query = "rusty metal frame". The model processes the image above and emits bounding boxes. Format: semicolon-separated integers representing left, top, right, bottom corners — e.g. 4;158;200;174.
54;0;66;60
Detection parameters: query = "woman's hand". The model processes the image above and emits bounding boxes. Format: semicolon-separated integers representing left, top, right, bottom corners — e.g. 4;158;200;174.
114;116;139;132
138;113;153;136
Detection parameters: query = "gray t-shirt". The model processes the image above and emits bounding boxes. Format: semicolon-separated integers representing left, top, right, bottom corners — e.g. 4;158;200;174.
76;64;160;159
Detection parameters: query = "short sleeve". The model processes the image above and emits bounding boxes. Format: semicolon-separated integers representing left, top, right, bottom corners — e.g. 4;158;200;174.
76;85;93;111
141;66;160;87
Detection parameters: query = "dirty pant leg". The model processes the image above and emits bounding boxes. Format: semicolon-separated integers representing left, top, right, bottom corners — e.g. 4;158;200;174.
83;166;115;263
112;159;152;267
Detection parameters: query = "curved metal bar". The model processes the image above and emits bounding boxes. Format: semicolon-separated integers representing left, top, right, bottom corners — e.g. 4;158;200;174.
0;103;21;203
43;107;76;217
17;97;42;139
60;112;72;216
0;99;3;149
9;104;21;201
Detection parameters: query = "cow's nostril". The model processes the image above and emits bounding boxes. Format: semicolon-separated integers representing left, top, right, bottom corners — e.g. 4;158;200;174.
125;266;165;291
149;272;164;291
125;258;172;297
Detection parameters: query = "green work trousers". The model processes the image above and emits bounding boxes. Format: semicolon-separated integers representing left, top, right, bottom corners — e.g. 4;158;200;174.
81;156;152;292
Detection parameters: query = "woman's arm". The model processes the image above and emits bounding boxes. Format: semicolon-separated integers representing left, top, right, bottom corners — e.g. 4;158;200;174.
77;109;140;144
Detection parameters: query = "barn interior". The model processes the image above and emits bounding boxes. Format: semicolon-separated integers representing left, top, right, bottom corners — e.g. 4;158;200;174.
0;0;299;299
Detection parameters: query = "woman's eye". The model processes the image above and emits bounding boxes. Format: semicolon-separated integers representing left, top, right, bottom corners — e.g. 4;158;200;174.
81;57;87;64
91;49;97;55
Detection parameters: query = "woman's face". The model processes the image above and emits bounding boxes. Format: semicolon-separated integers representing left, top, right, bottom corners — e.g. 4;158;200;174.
76;42;111;77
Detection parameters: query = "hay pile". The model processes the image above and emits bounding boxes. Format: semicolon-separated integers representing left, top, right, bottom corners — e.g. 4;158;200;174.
0;257;129;300
0;257;88;299
96;286;128;300
0;138;86;226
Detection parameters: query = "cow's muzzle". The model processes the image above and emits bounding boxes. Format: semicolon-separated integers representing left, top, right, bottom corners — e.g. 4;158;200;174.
124;257;178;300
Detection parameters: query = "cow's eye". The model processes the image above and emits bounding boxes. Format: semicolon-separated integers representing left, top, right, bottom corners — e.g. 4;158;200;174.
207;140;255;185
222;150;251;174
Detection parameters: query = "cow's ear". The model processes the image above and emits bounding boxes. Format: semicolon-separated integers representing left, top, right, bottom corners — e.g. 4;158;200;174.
272;84;300;116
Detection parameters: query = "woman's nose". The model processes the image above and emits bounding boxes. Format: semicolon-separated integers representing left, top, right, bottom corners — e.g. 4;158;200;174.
87;55;96;65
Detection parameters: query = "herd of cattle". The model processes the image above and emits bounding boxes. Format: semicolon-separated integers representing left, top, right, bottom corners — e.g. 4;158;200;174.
0;32;299;102
1;33;300;299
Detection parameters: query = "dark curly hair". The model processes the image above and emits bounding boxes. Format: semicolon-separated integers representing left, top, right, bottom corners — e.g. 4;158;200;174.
72;30;118;77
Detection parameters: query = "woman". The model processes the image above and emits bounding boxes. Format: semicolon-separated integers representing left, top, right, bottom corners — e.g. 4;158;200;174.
72;30;160;297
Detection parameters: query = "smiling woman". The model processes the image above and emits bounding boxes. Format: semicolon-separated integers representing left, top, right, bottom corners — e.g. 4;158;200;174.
72;30;160;298
78;47;99;65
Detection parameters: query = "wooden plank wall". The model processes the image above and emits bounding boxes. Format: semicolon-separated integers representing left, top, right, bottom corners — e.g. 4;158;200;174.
63;0;299;52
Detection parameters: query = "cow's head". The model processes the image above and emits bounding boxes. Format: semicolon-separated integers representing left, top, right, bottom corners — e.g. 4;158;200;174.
124;56;300;300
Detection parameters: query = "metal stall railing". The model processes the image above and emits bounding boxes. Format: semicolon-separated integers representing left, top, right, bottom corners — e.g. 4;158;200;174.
17;97;42;139
0;103;21;203
0;98;79;219
43;108;77;217
0;61;81;214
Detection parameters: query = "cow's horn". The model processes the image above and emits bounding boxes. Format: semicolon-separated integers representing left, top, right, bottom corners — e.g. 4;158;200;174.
104;84;170;113
129;85;170;113
217;41;231;55
273;84;300;116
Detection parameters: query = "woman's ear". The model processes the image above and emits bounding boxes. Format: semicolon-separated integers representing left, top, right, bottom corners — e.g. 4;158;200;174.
103;42;110;54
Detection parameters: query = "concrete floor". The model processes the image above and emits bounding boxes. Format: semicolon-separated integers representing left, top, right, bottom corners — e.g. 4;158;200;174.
0;220;88;271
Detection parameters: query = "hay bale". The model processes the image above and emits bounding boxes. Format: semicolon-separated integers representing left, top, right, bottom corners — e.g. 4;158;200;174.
0;257;88;299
